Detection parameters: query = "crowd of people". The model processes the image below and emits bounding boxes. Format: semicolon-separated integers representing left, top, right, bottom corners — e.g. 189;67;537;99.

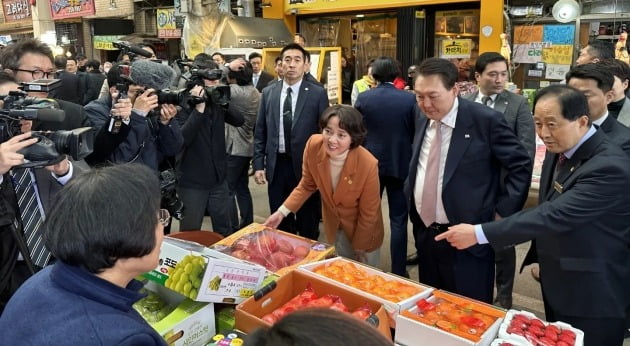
0;36;627;346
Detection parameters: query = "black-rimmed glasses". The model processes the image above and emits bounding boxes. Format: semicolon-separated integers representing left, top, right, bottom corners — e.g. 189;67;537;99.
14;68;55;79
158;209;171;227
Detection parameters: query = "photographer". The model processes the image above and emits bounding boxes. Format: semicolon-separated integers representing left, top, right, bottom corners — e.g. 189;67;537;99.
84;59;183;171
177;59;245;235
0;73;89;312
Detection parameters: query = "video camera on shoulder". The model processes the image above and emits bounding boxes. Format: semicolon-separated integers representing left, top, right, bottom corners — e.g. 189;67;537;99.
0;89;93;168
173;61;231;107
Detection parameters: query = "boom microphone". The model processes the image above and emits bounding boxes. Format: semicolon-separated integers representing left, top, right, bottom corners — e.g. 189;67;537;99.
113;41;153;59
8;108;66;122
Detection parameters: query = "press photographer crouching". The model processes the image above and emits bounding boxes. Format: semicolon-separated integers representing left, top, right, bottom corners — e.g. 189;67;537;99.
0;164;168;345
176;59;244;235
84;59;184;171
0;73;92;313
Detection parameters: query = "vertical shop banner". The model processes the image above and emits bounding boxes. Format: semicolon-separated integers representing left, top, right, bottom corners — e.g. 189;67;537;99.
439;39;472;59
157;8;182;38
512;24;574;67
50;0;95;20
327;51;340;101
2;0;31;22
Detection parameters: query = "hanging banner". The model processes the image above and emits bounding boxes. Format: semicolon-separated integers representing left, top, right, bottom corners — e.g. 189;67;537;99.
512;24;574;64
513;42;551;64
542;45;573;65
50;0;95;20
513;25;543;44
439;39;472;59
543;24;575;45
157;8;182;38
93;35;123;51
2;0;31;23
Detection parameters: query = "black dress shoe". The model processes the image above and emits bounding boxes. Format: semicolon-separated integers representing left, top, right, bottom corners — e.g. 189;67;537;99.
406;252;419;265
494;297;513;310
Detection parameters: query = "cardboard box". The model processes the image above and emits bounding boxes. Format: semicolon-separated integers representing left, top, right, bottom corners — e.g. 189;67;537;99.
142;281;216;346
235;270;392;340
498;309;584;346
395;290;505;346
299;257;433;327
143;237;266;304
210;223;335;276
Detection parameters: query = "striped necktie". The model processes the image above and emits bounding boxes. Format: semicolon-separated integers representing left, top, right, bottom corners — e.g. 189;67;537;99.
11;168;50;268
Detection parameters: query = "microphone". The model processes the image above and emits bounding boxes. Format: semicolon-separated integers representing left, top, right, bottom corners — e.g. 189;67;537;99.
8;108;66;122
113;41;153;59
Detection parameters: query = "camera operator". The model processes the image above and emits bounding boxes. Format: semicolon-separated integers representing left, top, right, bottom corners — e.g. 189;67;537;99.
225;61;260;230
177;59;245;235
84;59;183;171
0;73;89;312
0;38;91;132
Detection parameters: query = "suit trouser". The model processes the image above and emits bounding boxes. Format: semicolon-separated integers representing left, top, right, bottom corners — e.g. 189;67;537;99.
410;207;494;303
379;176;409;277
494;247;516;300
178;180;233;236
226;155;254;230
542;288;625;346
268;154;320;241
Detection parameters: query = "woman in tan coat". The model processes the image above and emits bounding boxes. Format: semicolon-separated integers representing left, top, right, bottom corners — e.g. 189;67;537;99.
264;105;384;266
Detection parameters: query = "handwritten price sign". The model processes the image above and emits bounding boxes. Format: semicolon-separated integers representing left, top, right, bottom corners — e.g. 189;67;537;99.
542;45;573;65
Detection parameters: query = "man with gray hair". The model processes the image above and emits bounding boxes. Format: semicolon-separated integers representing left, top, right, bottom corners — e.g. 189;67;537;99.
84;59;184;171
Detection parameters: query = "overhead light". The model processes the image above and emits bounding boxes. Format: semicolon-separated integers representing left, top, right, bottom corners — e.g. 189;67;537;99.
552;0;580;23
260;2;272;8
356;14;365;18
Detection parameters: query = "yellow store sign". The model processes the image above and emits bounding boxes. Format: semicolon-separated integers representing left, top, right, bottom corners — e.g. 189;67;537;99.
440;39;472;59
286;0;465;14
93;36;122;51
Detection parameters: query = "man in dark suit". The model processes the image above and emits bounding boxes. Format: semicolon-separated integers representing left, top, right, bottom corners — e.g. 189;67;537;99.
355;56;416;277
253;43;328;240
464;52;536;309
249;52;274;92
49;55;81;105
439;85;630;346
406;58;531;303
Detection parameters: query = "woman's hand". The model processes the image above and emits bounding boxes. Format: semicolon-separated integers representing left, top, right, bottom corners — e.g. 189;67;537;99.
263;211;285;229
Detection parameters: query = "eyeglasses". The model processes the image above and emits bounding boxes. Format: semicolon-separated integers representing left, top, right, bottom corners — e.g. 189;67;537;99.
14;68;55;79
158;209;171;227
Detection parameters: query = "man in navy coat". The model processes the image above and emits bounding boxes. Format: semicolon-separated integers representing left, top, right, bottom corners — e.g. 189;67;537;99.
355;56;416;277
405;58;531;303
253;44;328;240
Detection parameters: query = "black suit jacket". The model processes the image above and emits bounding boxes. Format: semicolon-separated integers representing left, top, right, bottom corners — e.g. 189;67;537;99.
254;71;274;93
33;99;91;131
253;79;329;182
599;115;630;155
49;71;81;105
483;130;630;318
355;83;416;180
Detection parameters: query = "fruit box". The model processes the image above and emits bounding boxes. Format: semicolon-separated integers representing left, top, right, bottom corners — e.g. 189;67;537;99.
143;237;266;304
395;290;505;346
142;281;216;346
234;270;392;340
298;256;433;328
210;223;335;276
498;309;584;346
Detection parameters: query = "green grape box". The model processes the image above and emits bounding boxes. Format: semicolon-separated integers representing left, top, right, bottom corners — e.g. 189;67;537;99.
143;237;267;304
142;281;216;346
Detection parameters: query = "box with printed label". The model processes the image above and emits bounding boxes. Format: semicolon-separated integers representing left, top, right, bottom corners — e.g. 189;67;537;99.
143;237;266;304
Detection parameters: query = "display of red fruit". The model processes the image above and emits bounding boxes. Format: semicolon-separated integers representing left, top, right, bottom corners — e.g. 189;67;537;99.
560;330;576;340
530;318;545;329
556;341;571;346
230;249;250;260
293;245;310;259
546;325;560;335
277;239;294;254
261;314;277;324
538;337;556;346
545;330;559;341
558;334;575;345
529;325;545;337
499;343;515;346
270;251;295;269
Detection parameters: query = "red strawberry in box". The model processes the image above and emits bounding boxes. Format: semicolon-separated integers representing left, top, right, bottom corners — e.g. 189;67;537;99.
499;310;583;346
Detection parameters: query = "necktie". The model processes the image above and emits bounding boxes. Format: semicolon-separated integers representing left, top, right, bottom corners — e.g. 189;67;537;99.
253;74;259;87
553;153;568;182
482;95;492;106
283;87;293;154
420;120;441;227
11;168;50;268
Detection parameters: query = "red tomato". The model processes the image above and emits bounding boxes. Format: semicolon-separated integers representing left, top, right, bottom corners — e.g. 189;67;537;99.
329;301;349;312
460;316;486;329
305;295;335;308
509;320;529;330
512;314;532;324
507;326;525;336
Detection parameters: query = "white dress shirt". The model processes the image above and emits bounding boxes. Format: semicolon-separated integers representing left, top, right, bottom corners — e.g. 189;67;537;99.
414;98;459;224
475;92;497;108
278;79;302;153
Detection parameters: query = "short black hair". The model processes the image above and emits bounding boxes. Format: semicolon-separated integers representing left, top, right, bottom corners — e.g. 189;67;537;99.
417;57;458;89
319;105;367;149
211;52;225;60
193;53;214;69
598;59;630;86
274;56;282;64
85;59;101;71
586;40;615;61
106;63;129;89
281;43;310;63
76;53;86;60
249;52;263;61
246;308;392;346
44;164;161;274
54;55;67;70
0;38;53;71
371;56;398;83
566;63;614;93
474;52;507;75
534;84;590;122
66;56;77;64
228;60;254;86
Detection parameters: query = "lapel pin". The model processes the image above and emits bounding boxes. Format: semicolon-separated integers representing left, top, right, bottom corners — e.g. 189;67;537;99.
464;134;470;139
570;166;575;172
554;181;563;193
305;87;309;91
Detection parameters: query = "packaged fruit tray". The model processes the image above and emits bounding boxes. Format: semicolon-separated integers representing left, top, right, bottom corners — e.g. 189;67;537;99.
299;257;432;327
490;339;528;346
210;223;334;276
498;310;583;346
396;290;505;346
